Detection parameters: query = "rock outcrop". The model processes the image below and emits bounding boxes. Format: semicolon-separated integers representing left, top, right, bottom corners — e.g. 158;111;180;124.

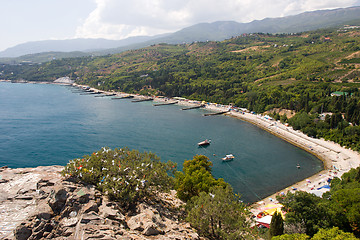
0;166;201;240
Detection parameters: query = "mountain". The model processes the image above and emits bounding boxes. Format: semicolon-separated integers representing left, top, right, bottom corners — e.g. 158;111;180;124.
95;6;360;55
156;6;360;43
1;6;360;61
0;35;166;58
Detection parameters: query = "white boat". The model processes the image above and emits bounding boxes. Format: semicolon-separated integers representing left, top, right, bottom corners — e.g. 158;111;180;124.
198;139;211;146
222;154;234;161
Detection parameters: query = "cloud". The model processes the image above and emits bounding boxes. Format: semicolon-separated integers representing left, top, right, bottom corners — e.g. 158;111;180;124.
75;0;359;40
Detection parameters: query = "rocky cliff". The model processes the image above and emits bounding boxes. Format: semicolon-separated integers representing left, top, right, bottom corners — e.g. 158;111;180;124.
0;166;201;240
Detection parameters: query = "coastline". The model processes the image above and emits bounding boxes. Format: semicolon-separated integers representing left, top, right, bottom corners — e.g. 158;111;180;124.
72;82;360;203
201;102;360;206
2;81;360;206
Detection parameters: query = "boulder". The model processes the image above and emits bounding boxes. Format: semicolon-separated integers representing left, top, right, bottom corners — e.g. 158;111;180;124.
142;222;164;236
60;217;78;228
48;186;68;214
127;215;144;231
36;201;53;220
83;200;99;214
99;203;125;222
14;224;32;240
81;212;102;224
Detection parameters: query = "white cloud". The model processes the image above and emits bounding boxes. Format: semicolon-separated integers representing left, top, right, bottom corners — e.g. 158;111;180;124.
75;0;360;40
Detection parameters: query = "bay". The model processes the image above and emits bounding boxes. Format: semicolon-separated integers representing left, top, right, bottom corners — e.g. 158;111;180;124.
0;82;322;202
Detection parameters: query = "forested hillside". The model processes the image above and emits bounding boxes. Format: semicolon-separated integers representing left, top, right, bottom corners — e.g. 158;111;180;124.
2;27;360;150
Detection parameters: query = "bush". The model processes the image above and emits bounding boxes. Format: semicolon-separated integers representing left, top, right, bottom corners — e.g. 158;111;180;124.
62;147;176;209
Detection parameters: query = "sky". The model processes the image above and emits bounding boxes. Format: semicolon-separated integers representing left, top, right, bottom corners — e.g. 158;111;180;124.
1;0;360;51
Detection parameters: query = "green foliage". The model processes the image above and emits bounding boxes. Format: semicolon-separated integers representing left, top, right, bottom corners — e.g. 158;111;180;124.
278;191;340;236
175;155;227;202
272;233;309;240
186;185;254;240
62;147;176;209
272;227;357;240
311;227;357;240
288;112;313;131
330;167;360;236
270;211;284;238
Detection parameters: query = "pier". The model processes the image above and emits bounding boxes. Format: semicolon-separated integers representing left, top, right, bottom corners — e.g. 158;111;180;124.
181;105;205;110
131;98;154;102
153;101;178;106
203;110;229;116
80;92;95;95
96;93;116;97
111;95;134;100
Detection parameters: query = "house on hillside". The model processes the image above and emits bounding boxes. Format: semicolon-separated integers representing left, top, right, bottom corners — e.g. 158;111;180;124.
330;91;348;97
319;112;333;121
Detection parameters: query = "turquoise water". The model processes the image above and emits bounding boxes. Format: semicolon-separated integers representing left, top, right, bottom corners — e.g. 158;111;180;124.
0;82;323;202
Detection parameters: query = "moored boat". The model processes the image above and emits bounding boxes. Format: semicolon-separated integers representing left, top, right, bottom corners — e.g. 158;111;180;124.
222;154;235;161
198;139;211;146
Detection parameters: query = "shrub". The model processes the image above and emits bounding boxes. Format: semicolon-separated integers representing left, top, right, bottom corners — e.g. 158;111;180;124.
62;147;176;209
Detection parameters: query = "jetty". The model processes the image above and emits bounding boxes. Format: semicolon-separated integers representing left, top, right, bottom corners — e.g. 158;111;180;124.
80;91;95;95
153;101;178;106
131;98;154;102
181;105;205;110
111;95;134;100
96;93;116;97
203;110;229;116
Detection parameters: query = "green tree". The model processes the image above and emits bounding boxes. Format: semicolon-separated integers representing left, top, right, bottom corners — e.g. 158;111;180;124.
175;155;226;202
288;112;313;130
278;191;333;236
270;211;284;238
186;185;254;240
329;167;360;237
311;227;357;240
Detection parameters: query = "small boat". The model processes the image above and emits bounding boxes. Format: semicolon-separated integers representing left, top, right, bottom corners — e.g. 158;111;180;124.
222;154;235;162
198;139;211;146
297;164;301;169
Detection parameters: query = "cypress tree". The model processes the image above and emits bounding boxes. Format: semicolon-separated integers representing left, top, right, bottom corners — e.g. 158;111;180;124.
270;211;284;238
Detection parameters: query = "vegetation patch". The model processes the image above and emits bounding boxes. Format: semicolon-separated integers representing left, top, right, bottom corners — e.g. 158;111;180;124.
62;147;176;209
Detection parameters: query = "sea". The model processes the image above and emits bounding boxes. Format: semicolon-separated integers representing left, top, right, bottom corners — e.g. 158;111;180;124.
0;82;323;203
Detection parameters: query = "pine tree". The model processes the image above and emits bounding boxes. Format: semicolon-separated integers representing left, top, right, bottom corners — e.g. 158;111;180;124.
270;211;284;238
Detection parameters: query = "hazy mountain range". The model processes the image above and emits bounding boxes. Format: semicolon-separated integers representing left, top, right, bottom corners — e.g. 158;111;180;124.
1;6;360;62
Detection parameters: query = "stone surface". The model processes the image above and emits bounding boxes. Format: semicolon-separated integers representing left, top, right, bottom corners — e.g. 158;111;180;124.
0;166;202;240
